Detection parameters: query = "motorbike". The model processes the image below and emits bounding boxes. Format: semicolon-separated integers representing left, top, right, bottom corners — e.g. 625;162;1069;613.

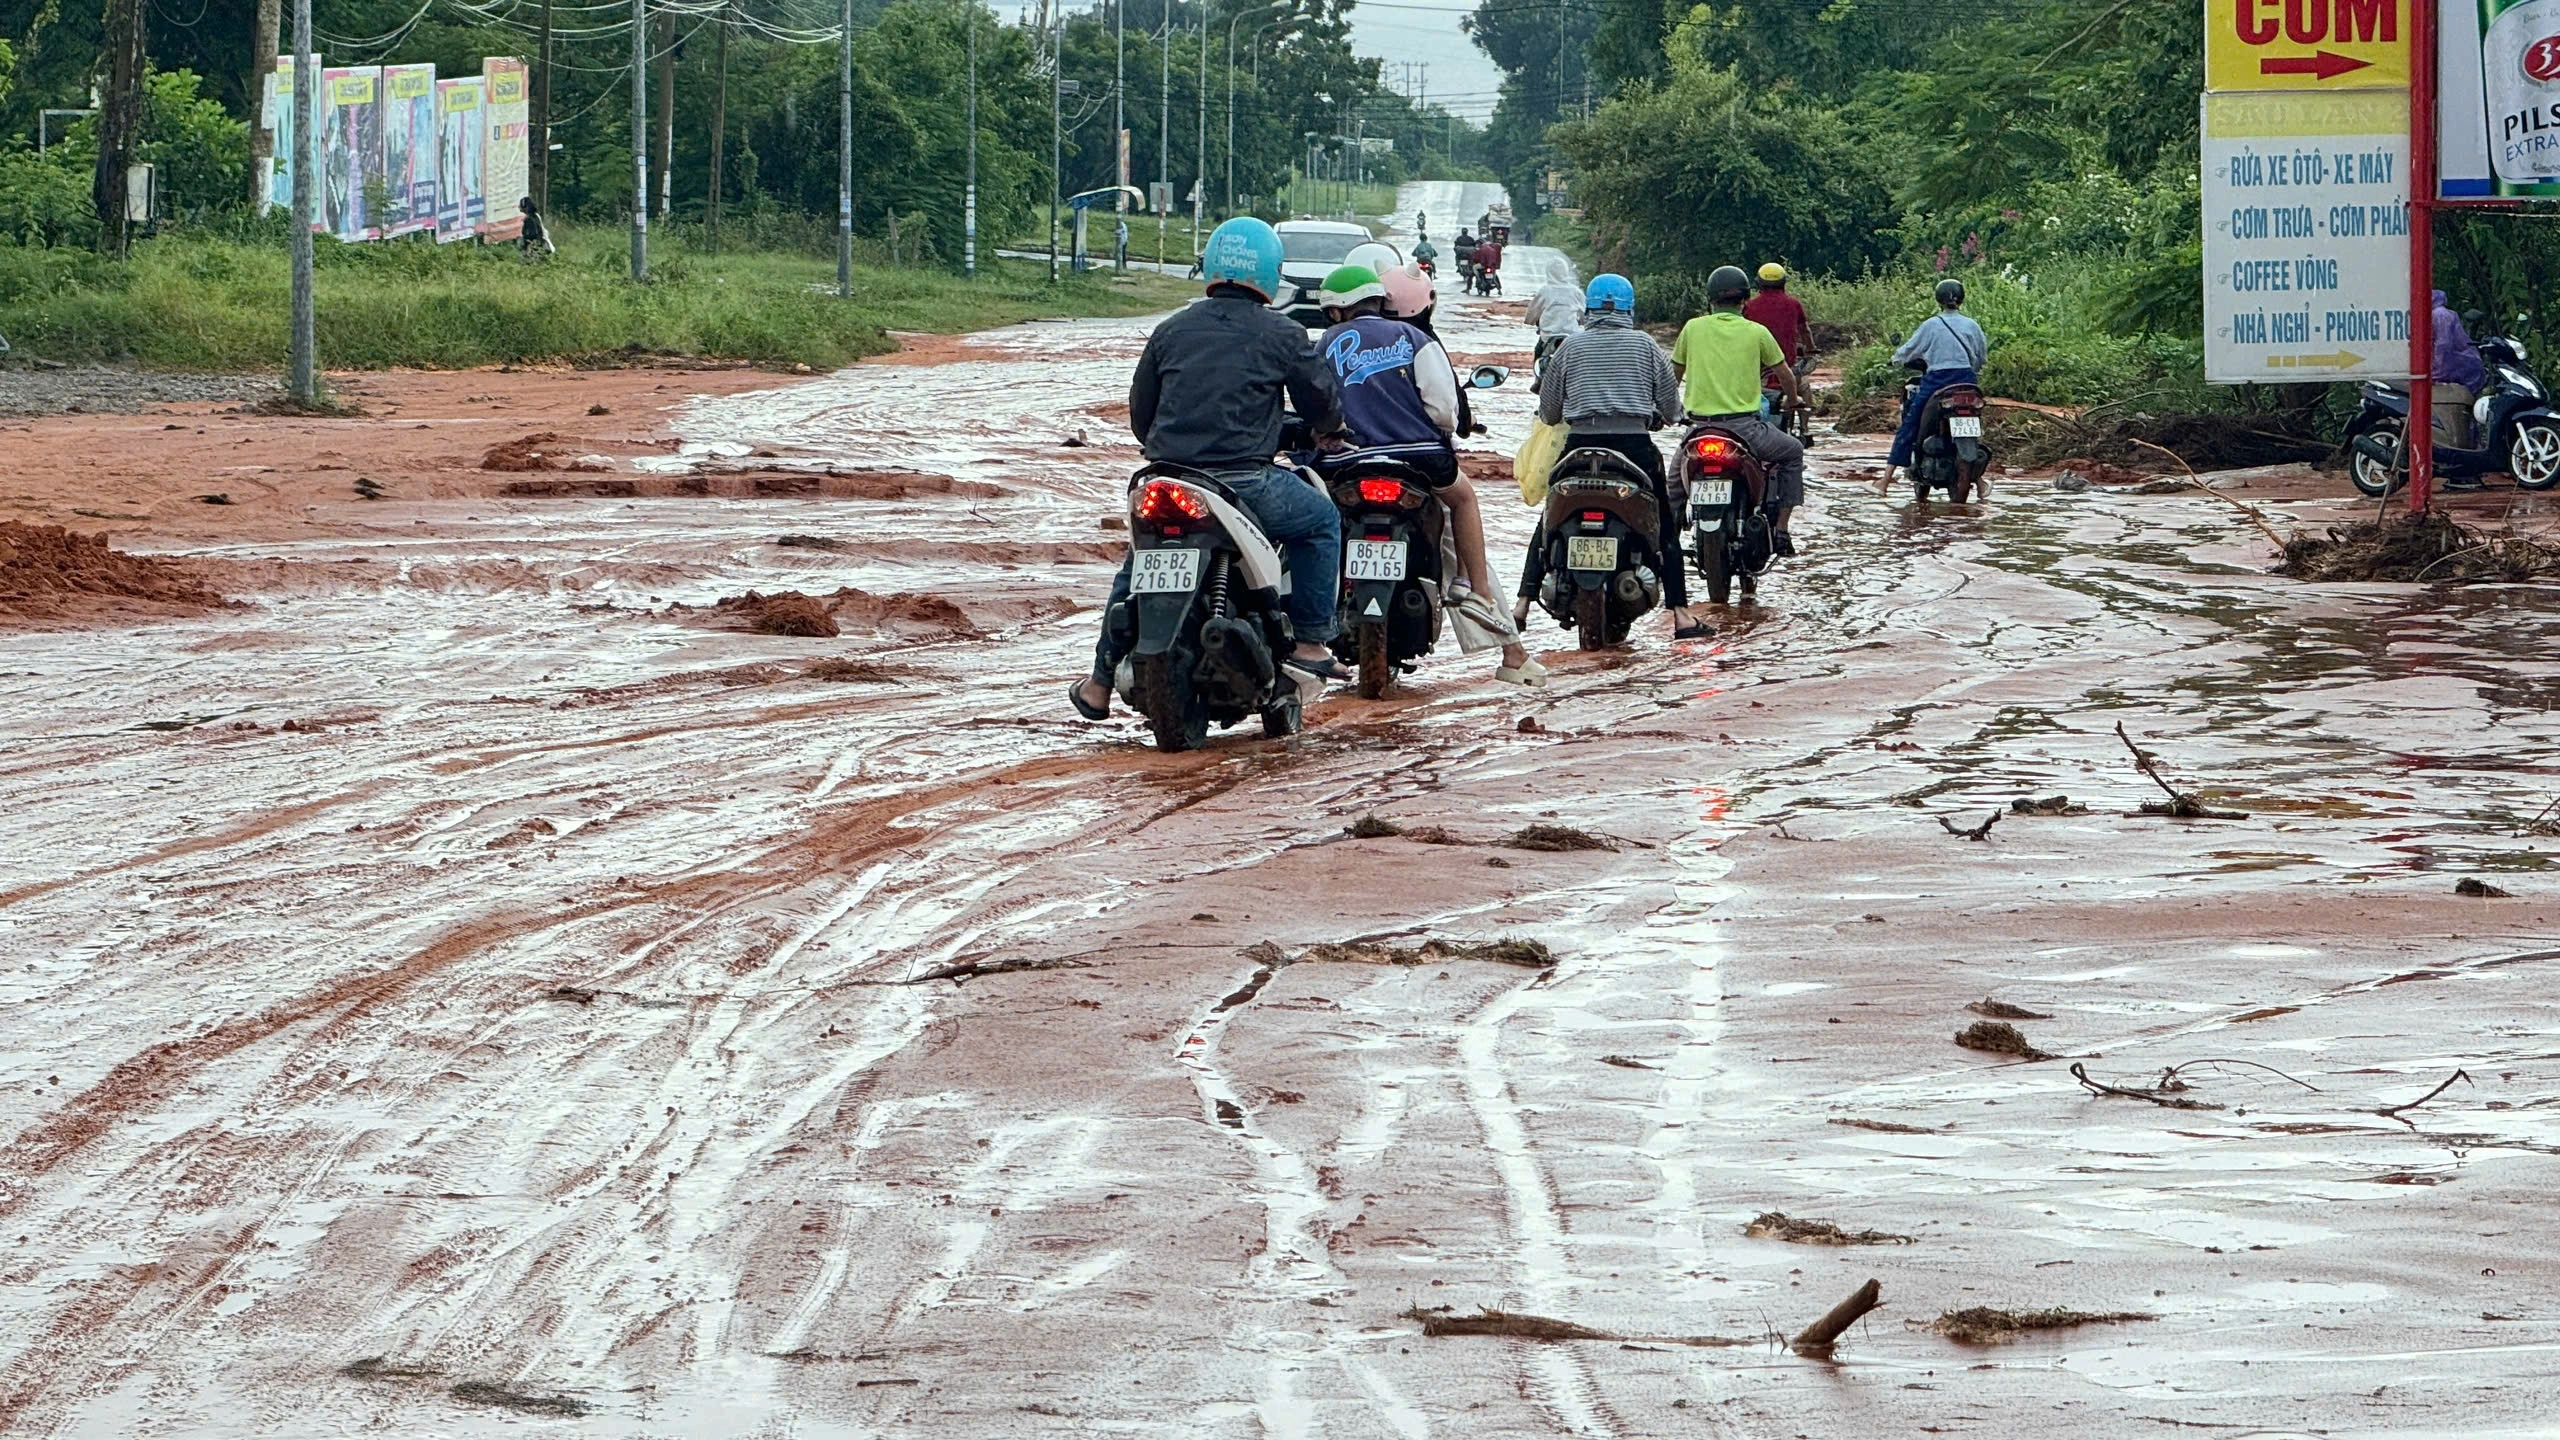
1108;465;1311;751
1534;445;1666;650
1472;266;1503;297
1902;364;1992;502
1762;358;1816;441
1680;421;1779;605
1302;368;1510;698
2345;330;2560;495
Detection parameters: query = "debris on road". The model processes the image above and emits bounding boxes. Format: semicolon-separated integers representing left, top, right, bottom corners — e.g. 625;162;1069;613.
1295;936;1554;969
1966;998;2051;1020
2377;1068;2473;1119
2009;795;2087;816
2116;721;2248;819
1793;1278;1885;1356
1927;1307;2152;1345
1745;1212;1915;1246
0;522;227;624
2455;877;2514;898
2280;511;2560;583
1503;823;1616;852
1957;1020;2055;1061
1938;809;2001;841
1828;1117;1945;1135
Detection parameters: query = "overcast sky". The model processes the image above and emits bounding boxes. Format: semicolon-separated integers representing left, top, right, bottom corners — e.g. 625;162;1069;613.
992;3;1509;126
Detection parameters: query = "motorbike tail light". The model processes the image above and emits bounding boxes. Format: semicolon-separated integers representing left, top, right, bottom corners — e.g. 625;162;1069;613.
1358;477;1406;505
1580;510;1606;523
1134;479;1210;526
1687;433;1742;469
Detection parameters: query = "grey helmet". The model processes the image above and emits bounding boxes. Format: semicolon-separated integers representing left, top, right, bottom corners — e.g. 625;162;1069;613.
1706;265;1751;305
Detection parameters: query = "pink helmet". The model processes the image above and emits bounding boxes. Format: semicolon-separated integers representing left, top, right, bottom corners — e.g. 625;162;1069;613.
1381;263;1435;319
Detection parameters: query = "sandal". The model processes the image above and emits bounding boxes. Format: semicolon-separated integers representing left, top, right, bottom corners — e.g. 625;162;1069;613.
1281;654;1347;683
1672;620;1716;641
1067;680;1111;721
1496;657;1550;688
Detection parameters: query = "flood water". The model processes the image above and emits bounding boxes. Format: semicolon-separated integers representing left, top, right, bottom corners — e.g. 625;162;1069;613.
2;181;2558;1436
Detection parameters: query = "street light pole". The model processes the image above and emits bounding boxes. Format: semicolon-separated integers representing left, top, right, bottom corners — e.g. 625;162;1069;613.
837;0;852;298
964;8;976;277
1049;3;1062;283
289;0;315;401
630;0;647;282
1225;3;1280;217
1114;0;1124;270
1192;9;1206;252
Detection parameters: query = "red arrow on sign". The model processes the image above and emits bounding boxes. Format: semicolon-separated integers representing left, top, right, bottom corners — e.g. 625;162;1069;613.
2260;50;2375;80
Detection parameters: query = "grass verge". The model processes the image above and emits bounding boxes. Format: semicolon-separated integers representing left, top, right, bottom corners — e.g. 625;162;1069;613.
0;221;1195;372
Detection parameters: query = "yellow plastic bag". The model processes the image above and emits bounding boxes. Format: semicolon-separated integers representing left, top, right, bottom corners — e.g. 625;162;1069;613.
1515;417;1565;507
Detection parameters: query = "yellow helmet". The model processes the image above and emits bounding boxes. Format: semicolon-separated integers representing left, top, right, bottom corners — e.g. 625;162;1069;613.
1757;262;1788;284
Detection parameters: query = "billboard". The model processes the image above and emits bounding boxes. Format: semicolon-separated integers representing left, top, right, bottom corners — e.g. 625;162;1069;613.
436;78;487;243
381;64;439;236
260;56;326;215
319;67;384;240
2441;0;2560;195
480;58;530;241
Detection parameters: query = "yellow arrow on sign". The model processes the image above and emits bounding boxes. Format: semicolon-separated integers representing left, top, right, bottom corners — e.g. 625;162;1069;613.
2265;351;2367;369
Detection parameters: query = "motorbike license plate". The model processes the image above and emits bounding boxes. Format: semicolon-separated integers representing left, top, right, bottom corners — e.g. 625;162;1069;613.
1345;538;1407;582
1692;477;1733;509
1129;548;1199;593
1566;535;1619;571
1947;416;1983;437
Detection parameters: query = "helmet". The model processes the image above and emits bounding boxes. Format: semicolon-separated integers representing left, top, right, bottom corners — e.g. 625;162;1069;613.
1935;278;1967;307
1706;265;1751;304
1584;273;1635;314
1317;265;1385;310
1345;241;1403;276
1380;263;1435;319
1757;262;1787;285
1201;217;1284;302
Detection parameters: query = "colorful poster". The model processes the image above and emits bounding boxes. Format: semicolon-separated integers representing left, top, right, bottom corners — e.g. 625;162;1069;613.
381;64;438;236
480;58;530;241
260;55;325;215
320;66;384;240
436;78;487;243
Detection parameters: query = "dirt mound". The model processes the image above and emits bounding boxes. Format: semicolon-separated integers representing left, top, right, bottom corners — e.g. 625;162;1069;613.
711;590;840;637
481;432;606;472
0;523;225;626
1832;393;1899;434
2278;511;2560;583
1744;1212;1915;1246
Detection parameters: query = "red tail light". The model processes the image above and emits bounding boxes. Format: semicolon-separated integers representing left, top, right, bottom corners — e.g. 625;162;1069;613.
1580;510;1606;523
1357;477;1406;505
1134;479;1211;526
1687;433;1742;468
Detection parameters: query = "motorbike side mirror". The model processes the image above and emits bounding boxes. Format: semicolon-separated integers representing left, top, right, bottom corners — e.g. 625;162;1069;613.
1470;365;1508;389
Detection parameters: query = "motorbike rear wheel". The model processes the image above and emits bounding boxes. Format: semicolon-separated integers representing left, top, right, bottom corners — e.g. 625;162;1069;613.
1355;622;1393;699
1699;528;1733;605
1947;471;1974;504
2347;425;2405;497
1574;586;1610;651
1134;652;1209;753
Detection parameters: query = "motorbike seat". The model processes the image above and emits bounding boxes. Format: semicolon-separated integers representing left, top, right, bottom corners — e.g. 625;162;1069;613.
1553;446;1653;489
1916;384;1985;430
1130;461;1241;503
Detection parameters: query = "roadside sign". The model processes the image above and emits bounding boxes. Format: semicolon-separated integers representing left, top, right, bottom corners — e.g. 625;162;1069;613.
2202;89;2413;382
1149;180;1172;213
2208;0;2411;90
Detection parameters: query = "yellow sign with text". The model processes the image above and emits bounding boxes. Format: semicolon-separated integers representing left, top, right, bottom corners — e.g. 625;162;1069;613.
2207;0;2410;90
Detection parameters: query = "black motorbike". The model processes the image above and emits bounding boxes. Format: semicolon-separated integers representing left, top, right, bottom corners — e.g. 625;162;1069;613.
1471;266;1502;297
1680;422;1778;605
1108;466;1307;751
1534;446;1665;649
2345;331;2560;495
1903;366;1992;503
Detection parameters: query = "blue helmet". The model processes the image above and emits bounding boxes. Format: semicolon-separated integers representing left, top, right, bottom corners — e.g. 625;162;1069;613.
1585;273;1635;315
1201;217;1284;302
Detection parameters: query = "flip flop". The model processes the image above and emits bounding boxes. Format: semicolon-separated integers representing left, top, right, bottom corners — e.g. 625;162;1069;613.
1067;681;1110;721
1281;654;1348;683
1673;621;1716;641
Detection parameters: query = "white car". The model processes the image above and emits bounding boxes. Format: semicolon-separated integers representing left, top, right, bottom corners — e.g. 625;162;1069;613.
1273;219;1396;328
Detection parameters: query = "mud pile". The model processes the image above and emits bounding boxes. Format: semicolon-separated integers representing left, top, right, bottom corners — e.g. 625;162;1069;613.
0;523;225;625
2278;511;2560;583
480;432;606;472
707;591;840;637
692;585;978;640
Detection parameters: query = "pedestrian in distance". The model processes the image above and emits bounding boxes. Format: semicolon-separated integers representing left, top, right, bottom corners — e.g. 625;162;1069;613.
1886;279;1989;488
518;196;555;261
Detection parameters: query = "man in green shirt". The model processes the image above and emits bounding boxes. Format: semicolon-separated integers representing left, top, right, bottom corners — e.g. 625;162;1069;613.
1669;266;1808;555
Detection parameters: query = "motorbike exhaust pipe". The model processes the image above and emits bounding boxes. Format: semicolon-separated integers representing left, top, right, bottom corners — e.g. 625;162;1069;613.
1613;569;1648;606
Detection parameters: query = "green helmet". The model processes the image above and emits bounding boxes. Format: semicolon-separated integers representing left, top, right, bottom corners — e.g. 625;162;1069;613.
1318;265;1385;309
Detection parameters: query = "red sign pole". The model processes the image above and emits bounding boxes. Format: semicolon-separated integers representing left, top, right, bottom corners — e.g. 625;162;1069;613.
2409;0;2437;513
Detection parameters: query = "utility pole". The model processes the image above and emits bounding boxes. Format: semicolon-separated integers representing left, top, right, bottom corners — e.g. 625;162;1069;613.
1049;2;1063;283
289;0;316;401
652;8;675;220
94;0;145;255
1114;0;1125;270
964;8;977;277
1192;9;1205;248
630;0;648;282
531;0;555;214
1225;4;1279;218
1159;1;1170;267
706;0;728;249
837;0;853;297
251;0;279;211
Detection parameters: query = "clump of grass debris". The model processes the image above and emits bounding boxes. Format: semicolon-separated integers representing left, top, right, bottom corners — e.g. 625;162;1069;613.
1504;823;1617;852
1745;1212;1915;1246
1928;1307;2153;1345
1298;937;1554;969
1407;1307;1615;1341
1955;1020;2055;1060
801;658;902;683
2278;512;2560;584
1965;998;2051;1020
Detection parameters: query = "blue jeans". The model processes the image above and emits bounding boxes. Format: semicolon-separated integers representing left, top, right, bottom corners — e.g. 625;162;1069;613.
1889;367;1978;468
1091;464;1342;683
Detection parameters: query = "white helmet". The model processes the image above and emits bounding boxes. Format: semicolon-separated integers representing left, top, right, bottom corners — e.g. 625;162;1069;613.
1344;241;1403;275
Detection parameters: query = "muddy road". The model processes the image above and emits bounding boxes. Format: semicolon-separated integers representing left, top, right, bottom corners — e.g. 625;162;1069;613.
5;184;2560;1437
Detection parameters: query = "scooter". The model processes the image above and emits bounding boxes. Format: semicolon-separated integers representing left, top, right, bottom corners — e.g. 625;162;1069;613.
1681;422;1778;605
2345;330;2560;495
1902;365;1992;502
1108;466;1311;751
1535;446;1665;650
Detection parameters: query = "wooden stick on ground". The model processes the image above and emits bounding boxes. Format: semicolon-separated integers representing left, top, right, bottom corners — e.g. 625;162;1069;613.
2122;437;2290;550
1792;1278;1883;1355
